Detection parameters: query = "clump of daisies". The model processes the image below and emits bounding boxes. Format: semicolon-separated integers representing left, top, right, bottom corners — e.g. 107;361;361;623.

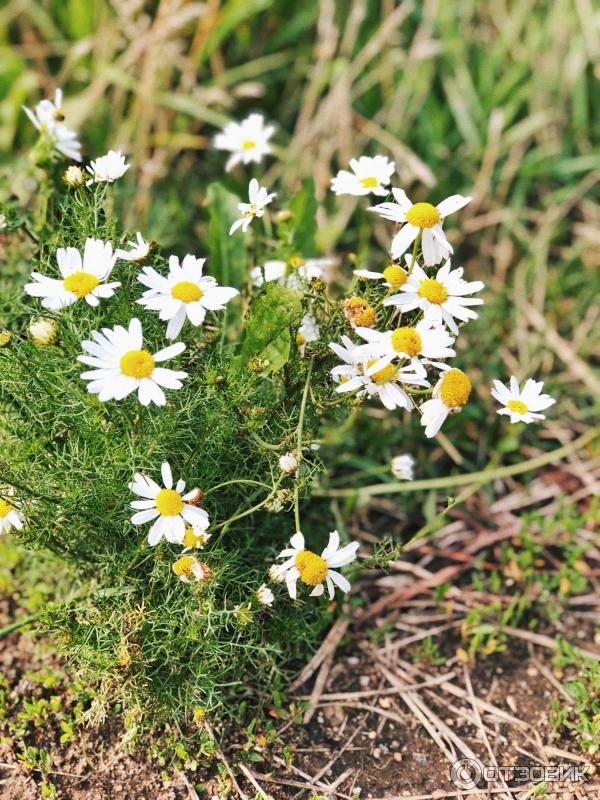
0;96;556;725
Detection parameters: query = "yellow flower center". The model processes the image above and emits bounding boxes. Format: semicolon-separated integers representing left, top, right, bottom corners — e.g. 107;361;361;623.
507;399;528;415
0;499;13;518
359;176;378;189
405;202;441;229
383;265;407;288
439;369;472;408
63;271;100;298
242;139;256;150
183;527;209;549
418;278;448;305
171;281;202;303
120;349;155;379
172;555;196;577
288;256;305;268
367;358;396;385
295;550;329;586
155;488;184;517
391;327;422;357
296;333;306;345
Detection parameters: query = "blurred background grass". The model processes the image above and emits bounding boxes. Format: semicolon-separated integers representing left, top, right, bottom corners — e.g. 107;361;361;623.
1;0;598;493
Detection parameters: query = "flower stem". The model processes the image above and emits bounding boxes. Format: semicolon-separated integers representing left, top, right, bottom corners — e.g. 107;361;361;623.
407;232;421;277
316;427;598;498
293;357;315;532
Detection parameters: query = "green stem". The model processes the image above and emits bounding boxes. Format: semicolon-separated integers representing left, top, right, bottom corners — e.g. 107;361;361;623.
0;614;39;640
293;357;315;532
204;478;273;496
315;427;598;498
407;232;421;277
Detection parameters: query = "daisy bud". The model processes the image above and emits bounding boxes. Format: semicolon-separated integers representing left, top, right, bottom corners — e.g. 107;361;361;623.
256;584;274;607
275;209;292;223
172;556;212;584
0;330;12;348
390;454;415;481
28;317;57;346
343;296;376;328
0;214;7;230
63;165;85;187
186;488;205;507
278;452;298;475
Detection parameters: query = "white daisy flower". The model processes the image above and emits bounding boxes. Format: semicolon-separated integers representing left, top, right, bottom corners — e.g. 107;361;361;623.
229;179;276;235
130;461;209;546
251;257;333;289
172;556;212;583
24;238;120;311
369;189;471;265
331;156;395;197
214;113;275;171
86;150;129;185
23;89;82;162
353;264;408;290
137;254;239;340
296;313;320;345
116;232;150;262
420;368;472;438
78;317;187;406
0;491;24;535
354;318;455;373
390;454;415;481
384;259;484;335
272;531;359;600
491;376;555;424
329;336;429;411
278;452;298;475
256;584;274;606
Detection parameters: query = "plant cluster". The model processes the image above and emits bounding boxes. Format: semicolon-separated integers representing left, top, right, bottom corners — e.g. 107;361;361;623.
0;92;556;724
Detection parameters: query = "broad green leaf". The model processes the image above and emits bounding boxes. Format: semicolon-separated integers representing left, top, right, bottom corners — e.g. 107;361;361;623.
206;183;248;290
289;178;317;255
239;283;302;373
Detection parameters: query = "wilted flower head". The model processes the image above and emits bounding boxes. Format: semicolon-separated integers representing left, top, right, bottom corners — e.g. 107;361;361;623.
172;555;212;584
343;296;376;329
256;584;275;607
278;452;298;475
